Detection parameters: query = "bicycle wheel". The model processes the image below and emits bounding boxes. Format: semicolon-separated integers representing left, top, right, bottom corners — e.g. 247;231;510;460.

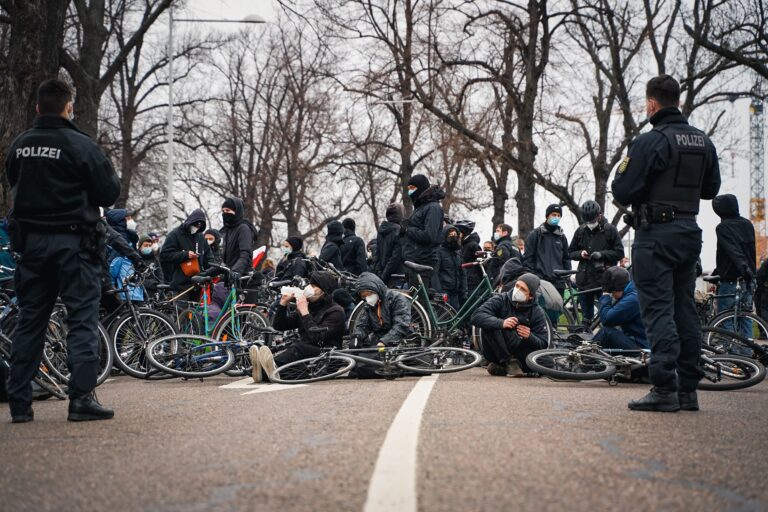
396;347;482;374
526;349;617;380
42;321;113;386
213;308;269;341
112;309;177;379
348;298;432;341
707;312;768;348
0;333;67;400
269;354;355;384
699;354;766;391
175;307;205;334
146;334;235;378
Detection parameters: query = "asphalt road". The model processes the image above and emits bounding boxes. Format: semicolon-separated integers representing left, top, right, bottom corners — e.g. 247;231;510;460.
1;369;767;512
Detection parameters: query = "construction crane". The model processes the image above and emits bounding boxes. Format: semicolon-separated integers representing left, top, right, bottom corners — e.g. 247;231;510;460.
750;77;767;263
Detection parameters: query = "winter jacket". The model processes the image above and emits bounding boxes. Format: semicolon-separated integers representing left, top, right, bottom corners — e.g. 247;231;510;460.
712;194;756;282
159;209;213;290
756;259;768;319
523;224;571;288
340;228;368;275
402;185;445;266
275;251;309;280
597;281;646;341
205;229;223;265
110;256;143;302
486;234;521;283
220;197;258;276
460;232;483;292
272;294;346;348
353;272;412;344
470;285;549;351
567;218;624;289
105;209;138;260
374;220;404;283
139;252;165;295
432;226;467;297
320;221;345;271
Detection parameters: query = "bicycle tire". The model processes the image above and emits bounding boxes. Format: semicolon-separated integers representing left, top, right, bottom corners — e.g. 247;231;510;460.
396;346;482;374
112;309;177;379
146;334;236;378
348;297;432;341
0;333;67;400
42;321;113;386
526;348;617;380
213;308;269;341
699;354;766;391
269;354;356;384
707;312;768;347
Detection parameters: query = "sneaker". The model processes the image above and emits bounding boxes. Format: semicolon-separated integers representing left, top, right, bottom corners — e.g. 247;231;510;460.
506;359;524;377
249;345;262;383
486;362;507;376
258;346;276;382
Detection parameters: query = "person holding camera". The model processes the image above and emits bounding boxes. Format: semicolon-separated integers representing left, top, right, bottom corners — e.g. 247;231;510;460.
471;273;549;377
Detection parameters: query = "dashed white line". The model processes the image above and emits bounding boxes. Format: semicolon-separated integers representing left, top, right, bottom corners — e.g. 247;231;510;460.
218;377;307;395
364;375;439;512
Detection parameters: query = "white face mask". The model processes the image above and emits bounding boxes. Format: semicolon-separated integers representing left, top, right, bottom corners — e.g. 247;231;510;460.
586;221;598;230
151;242;159;251
511;287;527;303
365;293;379;307
206;239;214;246
282;246;292;255
189;226;200;235
126;219;137;231
303;285;316;298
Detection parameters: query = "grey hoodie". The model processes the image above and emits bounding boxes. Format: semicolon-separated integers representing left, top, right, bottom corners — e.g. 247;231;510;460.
353;272;412;344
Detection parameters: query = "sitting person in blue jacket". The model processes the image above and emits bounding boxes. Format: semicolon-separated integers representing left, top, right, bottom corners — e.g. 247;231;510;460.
594;266;648;351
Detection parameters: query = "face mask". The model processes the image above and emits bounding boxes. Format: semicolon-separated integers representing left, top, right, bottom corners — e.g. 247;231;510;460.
586;221;598;230
303;285;316;298
407;189;416;197
511;287;527;303
126;219;137;231
140;247;153;256
190;225;200;235
206;239;214;246
151;242;159;251
548;217;560;226
493;233;501;241
282;246;292;255
365;293;379;307
222;213;236;226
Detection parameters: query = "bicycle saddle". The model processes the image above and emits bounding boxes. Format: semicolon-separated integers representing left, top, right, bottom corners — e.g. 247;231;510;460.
404;261;434;273
703;275;720;283
554;269;578;277
191;275;212;285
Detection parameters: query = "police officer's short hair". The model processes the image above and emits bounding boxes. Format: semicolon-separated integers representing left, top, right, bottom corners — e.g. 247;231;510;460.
496;223;513;235
646;75;680;108
37;79;73;115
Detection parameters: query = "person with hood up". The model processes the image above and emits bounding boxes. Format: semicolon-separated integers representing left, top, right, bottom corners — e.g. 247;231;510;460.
319;220;344;271
454;220;482;293
431;225;467;311
105;209;138;257
275;236;309;280
159;208;212;294
712;194;757;339
137;235;164;297
401;174;445;287
352;272;412;346
594;266;648;350
487;223;522;282
253;271;345;382
204;229;223;265
523;204;571;295
756;258;768;322
374;203;405;286
471;273;549;377
340;218;368;275
105;209;144;303
220;197;258;282
366;239;377;269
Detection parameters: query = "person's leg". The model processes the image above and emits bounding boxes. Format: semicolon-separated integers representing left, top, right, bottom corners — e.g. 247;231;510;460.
739;287;754;339
479;328;513;365
673;259;704;394
512;335;547;373
273;342;323;367
716;281;736;331
594;326;641;351
579;291;594;323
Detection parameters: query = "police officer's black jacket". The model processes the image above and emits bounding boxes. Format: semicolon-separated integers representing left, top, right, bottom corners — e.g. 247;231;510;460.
523;224;571;287
567;218;624;289
374;220;404;283
402;185;445;266
6;116;120;227
340;228;368;275
276;250;309;280
431;226;468;297
712;194;756;281
159;209;213;290
612;107;721;214
460;232;483;291
221;197;258;276
272;294;345;348
487;234;521;282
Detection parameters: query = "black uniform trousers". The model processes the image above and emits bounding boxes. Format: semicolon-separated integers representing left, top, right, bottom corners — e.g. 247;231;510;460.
8;233;101;408
631;221;703;393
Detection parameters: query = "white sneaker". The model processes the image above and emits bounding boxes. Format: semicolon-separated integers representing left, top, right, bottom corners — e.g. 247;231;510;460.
249;345;262;383
259;346;276;382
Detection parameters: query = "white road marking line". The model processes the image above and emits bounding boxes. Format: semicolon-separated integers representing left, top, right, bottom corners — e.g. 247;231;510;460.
104;379;115;384
219;377;257;389
218;377;307;394
364;375;439;512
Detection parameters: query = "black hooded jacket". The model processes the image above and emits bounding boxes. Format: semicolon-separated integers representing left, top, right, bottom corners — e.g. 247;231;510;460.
353;273;412;344
272;294;345;348
402;185;445;266
221;197;258;276
341;227;368;275
470;286;548;351
205;229;223;265
320;221;344;270
460;232;483;291
375;220;404;283
432;225;467;297
159;209;213;290
712;194;756;281
486;234;521;283
276;250;309;280
567;218;624;289
523;223;571;288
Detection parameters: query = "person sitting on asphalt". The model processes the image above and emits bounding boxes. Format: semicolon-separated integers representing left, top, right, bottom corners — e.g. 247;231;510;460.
471;273;549;377
593;266;649;351
352;272;412;347
253;271;345;382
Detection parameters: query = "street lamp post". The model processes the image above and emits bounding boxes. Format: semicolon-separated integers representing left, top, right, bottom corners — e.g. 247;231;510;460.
165;11;265;232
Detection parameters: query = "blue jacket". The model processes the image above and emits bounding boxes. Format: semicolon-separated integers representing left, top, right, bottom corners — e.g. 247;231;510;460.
598;281;646;341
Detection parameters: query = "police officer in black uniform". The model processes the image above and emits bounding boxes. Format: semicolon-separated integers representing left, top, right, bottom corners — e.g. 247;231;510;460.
612;75;721;412
5;80;121;423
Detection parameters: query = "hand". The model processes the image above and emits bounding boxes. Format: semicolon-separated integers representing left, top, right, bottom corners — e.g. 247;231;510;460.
590;251;603;261
133;259;147;273
743;268;755;283
502;317;519;329
516;325;531;339
230;271;241;284
580;250;589;260
280;293;293;306
295;294;309;315
187;251;197;260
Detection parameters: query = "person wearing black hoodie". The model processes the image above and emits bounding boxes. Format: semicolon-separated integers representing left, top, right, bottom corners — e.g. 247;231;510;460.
319;220;344;271
159;209;213;293
455;221;483;293
275;237;309;279
402;174;445;287
340;218;368;275
204;229;223;265
374;203;405;286
756;258;768;322
712;194;756;339
220;197;258;280
523;204;571;294
431;225;467;311
471;273;549;377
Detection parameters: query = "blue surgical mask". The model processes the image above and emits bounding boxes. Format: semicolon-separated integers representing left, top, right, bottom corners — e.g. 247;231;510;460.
140;248;153;256
548;217;560;226
282;246;292;255
407;189;416;197
493;233;501;241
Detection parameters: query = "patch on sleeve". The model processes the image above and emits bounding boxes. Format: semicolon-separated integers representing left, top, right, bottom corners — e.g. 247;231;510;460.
497;249;504;257
618;156;630;174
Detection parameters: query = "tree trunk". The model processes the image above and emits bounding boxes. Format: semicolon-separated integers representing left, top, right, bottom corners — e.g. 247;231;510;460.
491;187;507;232
516;171;536;237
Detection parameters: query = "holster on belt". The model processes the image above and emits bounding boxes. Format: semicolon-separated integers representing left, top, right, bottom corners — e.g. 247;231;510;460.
6;217;25;253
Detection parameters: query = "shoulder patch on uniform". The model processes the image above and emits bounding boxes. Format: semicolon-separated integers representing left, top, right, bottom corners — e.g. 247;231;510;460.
618;156;630;173
497;249;503;257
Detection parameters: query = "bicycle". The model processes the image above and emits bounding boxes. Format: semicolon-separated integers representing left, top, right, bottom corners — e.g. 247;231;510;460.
699;275;768;342
552;269;602;333
0;323;67;400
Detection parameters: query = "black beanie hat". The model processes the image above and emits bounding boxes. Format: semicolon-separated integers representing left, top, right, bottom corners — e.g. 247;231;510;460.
327;220;344;237
545;204;563;218
408;174;431;198
342;218;356;231
222;197;237;211
386;203;405;223
602;266;630;293
516;273;541;297
310;271;338;295
285;236;303;252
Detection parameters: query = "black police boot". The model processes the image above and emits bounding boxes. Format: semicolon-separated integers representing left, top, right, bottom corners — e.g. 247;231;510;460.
678;391;699;411
628;387;680;412
10;402;34;423
67;393;114;422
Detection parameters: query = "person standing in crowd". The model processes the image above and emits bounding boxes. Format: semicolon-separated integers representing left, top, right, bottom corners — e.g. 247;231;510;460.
220;197;258;281
5;79;120;422
568;200;624;325
204;228;223;265
455;220;482;294
756;258;768;321
594;266;648;350
487;223;521;282
432;225;467;311
514;236;525;255
137;235;164;297
276;236;308;279
159;209;212;296
374;203;405;287
612;74;721;412
401;174;445;287
340;218;368;275
319;220;344;270
366;239;377;270
712;194;756;338
261;259;276;280
523;204;571;295
483;240;495;253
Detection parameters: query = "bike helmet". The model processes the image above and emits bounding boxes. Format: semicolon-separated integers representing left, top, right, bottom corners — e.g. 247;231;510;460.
580;200;601;223
453;220;476;236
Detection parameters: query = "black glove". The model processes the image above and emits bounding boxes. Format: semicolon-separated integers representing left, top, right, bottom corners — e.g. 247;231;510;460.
590;251;603;261
742;268;754;283
622;213;634;227
130;256;146;272
399;218;410;237
230;271;241;285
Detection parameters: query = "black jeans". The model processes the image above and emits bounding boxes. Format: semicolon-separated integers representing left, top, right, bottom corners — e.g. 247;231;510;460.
8;233;101;409
480;328;546;373
274;341;323;367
